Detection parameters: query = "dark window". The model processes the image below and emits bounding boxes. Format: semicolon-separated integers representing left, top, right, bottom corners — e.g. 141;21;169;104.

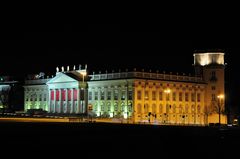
107;91;111;100
114;90;118;100
89;92;92;100
173;92;176;101
159;92;163;101
179;92;182;101
100;90;105;100
197;93;201;102
185;93;189;101
137;91;141;100
121;90;126;100
191;93;195;102
128;90;133;100
94;92;98;100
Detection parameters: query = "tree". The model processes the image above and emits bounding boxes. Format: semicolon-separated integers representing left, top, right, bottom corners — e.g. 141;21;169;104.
203;105;211;125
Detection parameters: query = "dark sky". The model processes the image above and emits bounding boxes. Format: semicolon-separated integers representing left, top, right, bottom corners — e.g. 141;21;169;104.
1;23;239;109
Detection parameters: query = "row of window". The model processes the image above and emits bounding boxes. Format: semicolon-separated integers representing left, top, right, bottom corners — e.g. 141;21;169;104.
136;104;201;114
26;94;47;101
136;82;202;89
95;105;132;112
89;90;133;101
91;104;201;114
137;91;201;102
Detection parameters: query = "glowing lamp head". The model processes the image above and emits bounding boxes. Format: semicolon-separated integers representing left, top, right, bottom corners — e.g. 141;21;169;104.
194;52;225;66
217;94;224;99
79;70;87;76
164;89;171;94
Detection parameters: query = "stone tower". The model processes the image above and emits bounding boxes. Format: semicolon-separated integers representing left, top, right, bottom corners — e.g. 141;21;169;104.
194;52;226;124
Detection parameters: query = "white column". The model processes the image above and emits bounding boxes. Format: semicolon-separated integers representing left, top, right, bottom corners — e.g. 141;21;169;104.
59;89;63;113
72;88;75;113
53;89;56;113
48;90;51;113
77;88;80;113
65;89;68;113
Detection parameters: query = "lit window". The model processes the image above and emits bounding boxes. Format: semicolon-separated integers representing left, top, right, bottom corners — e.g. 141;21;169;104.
173;105;176;113
159;104;163;114
137;104;141;114
152;104;156;113
185;105;189;113
145;91;149;100
107;103;111;111
114;103;118;111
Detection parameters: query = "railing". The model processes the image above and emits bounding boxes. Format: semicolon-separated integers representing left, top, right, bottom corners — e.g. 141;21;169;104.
25;79;51;85
90;72;204;83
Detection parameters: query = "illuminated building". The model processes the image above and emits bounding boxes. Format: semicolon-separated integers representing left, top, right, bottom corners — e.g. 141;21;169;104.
0;76;22;111
24;52;227;125
24;65;88;114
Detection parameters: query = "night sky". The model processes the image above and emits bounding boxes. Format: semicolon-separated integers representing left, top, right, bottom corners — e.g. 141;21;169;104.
1;23;239;111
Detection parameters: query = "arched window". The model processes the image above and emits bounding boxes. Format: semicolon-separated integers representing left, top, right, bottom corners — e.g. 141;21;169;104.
185;105;189;113
191;105;195;113
152;104;156;113
179;105;183;113
107;102;111;111
114;102;118;111
144;104;148;113
197;105;201;113
173;104;176;113
166;104;170;113
159;104;163;114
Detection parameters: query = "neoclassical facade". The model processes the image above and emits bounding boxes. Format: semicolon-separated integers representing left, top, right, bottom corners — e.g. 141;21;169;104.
24;52;227;125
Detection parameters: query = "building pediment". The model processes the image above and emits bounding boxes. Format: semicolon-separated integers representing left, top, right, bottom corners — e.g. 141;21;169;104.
47;72;79;84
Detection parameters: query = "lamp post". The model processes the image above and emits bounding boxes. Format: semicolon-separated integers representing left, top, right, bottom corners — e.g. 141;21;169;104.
80;69;87;115
217;94;224;126
164;89;171;124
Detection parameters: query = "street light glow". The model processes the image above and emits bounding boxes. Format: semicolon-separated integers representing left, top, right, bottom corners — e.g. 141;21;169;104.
217;94;224;99
164;89;171;94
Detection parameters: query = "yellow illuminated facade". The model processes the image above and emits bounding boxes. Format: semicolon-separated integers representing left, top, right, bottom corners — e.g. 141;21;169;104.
24;52;227;125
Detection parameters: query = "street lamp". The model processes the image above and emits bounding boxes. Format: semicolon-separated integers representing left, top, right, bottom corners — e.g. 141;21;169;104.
79;69;87;114
164;89;171;124
217;94;224;126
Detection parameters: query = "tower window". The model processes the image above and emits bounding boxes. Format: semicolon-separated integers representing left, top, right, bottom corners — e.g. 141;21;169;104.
212;94;216;101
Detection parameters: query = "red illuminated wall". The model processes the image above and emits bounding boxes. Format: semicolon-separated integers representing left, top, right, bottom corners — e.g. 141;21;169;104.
74;89;77;101
56;90;59;101
51;90;54;100
61;89;66;101
68;89;71;100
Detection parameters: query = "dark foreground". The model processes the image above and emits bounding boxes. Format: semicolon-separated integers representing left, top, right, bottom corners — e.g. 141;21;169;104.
0;122;239;158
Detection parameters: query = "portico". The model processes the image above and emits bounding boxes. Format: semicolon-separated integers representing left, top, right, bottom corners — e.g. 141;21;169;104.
47;71;87;114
